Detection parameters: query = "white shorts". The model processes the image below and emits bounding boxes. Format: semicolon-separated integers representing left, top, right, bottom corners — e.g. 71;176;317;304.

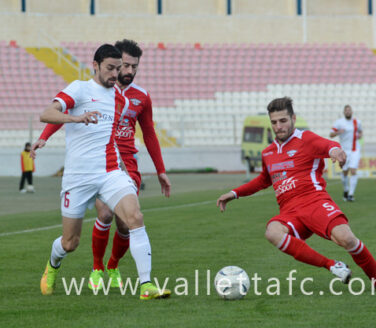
60;170;137;219
343;149;361;171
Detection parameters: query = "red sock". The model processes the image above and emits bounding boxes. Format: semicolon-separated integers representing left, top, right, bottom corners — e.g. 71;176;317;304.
92;218;111;271
279;234;335;270
348;240;376;281
107;230;130;270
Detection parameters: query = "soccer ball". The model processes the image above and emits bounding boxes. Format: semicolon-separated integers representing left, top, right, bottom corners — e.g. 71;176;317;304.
214;266;250;300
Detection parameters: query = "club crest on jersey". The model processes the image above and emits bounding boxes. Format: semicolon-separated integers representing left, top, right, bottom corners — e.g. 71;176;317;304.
287;150;297;157
130;98;141;106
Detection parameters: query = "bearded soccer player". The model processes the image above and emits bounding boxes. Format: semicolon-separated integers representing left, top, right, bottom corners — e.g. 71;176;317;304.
330;105;363;202
32;40;171;291
217;97;376;284
38;44;170;300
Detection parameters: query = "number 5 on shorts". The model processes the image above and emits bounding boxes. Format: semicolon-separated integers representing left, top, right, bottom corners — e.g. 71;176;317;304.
64;192;70;208
322;202;335;211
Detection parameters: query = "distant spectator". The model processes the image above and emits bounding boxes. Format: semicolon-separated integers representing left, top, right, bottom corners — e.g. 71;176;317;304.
19;142;35;193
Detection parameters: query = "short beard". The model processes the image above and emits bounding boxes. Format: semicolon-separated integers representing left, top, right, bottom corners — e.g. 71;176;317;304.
118;74;134;86
99;74;115;88
276;126;294;143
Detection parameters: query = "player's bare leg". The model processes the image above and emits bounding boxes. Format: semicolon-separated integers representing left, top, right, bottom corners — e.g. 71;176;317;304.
114;194;171;299
41;217;82;295
265;221;351;282
331;224;376;282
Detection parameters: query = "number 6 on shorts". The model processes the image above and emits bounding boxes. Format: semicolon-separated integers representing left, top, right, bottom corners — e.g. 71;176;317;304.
64;192;70;208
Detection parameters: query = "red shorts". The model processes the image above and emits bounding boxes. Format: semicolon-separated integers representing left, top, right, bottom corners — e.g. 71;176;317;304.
121;154;141;194
267;198;348;240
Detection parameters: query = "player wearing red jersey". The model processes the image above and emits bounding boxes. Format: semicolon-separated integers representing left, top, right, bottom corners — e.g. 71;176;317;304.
38;44;170;300
32;40;171;291
217;97;376;283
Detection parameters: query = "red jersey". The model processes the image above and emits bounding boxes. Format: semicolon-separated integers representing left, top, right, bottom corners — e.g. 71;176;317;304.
39;82;165;174
233;129;341;212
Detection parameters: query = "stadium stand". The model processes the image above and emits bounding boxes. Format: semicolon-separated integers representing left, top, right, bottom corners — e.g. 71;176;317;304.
0;1;375;176
1;41;376;148
58;42;376;146
0;42;66;147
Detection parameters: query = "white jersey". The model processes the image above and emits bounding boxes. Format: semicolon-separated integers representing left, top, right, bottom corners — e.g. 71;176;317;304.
331;117;362;152
54;79;129;174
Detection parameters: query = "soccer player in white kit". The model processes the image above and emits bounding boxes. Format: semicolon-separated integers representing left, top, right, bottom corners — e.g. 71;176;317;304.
330;105;363;202
39;44;171;300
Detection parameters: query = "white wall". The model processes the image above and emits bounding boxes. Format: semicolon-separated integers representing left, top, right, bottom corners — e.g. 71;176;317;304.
0;14;374;47
0;146;246;177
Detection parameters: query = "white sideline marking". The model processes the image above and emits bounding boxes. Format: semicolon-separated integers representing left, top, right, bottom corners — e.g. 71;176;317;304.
0;199;217;237
0;181;339;238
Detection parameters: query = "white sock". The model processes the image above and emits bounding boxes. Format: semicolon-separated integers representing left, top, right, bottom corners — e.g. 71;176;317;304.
50;236;67;268
94;217;112;231
341;173;349;192
349;175;358;196
129;226;151;284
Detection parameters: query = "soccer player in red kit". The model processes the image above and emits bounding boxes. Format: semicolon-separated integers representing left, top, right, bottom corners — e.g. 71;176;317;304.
217;97;376;284
31;39;171;290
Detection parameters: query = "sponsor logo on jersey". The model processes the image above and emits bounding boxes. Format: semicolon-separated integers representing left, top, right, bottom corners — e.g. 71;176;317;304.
84;110;114;122
119;118;129;127
130;98;141;106
116;126;134;138
271;171;288;184
125;108;137;118
287;150;297;157
100;113;114;121
116;118;134;138
269;160;295;172
275;177;298;197
263;151;273;157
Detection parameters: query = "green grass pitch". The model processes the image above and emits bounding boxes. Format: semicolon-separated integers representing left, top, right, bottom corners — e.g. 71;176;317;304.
1;174;376;327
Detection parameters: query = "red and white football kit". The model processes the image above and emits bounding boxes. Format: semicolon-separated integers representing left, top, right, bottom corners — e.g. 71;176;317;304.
232;129;347;240
53;79;137;218
331;117;362;170
39;81;166;271
39;82;165;192
114;82;165;190
230;128;376;281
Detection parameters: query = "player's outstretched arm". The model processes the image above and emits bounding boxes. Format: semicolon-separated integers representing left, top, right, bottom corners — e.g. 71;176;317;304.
329;147;347;168
216;192;236;212
40;101;101;125
158;173;171;197
30;139;46;159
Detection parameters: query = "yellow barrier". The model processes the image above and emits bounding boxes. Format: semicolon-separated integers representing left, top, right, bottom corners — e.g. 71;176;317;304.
327;157;376;178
